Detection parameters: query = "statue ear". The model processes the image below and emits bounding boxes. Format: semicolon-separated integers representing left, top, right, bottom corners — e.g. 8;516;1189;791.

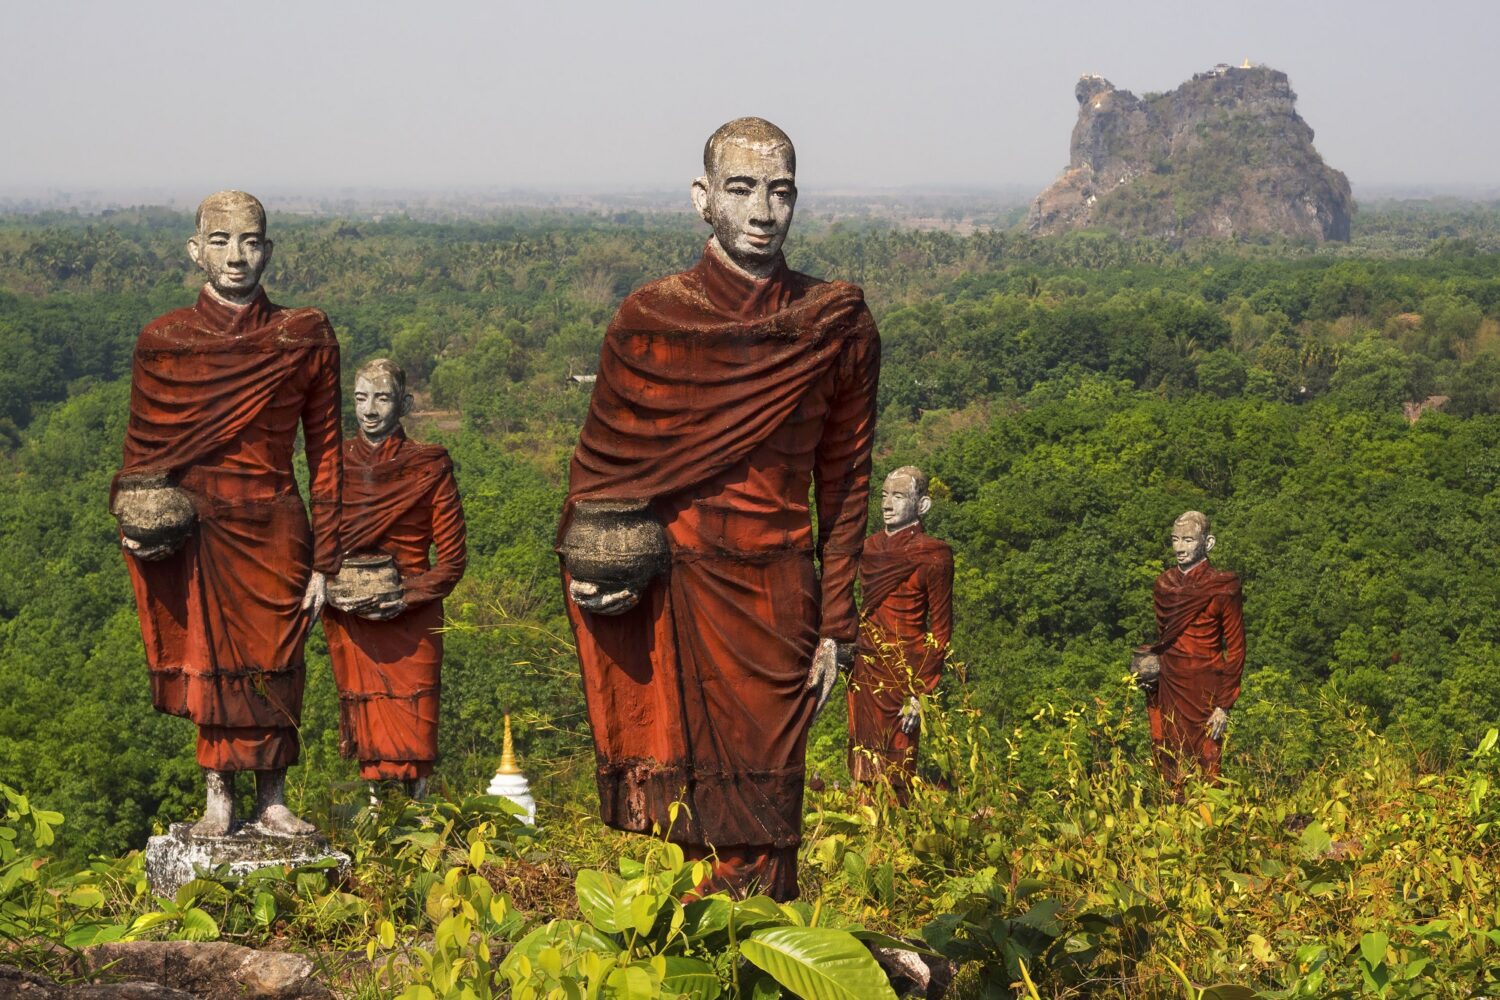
917;495;932;518
1205;534;1216;554
691;177;712;223
400;392;414;417
262;237;274;265
186;236;203;269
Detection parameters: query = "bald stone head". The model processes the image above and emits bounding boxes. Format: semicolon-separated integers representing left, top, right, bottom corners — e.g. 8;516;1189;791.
354;357;413;444
1169;510;1215;571
691;117;797;279
881;466;932;533
187;190;272;304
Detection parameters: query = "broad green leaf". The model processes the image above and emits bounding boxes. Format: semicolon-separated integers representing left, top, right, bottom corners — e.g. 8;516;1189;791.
1297;822;1332;859
741;926;898;1000
1359;931;1389;968
683;897;732;943
605;963;658;999
65;886;105;908
733;895;790;933
659;956;721;1000
500;920;621;984
63;922;127;948
1201;988;1258;1000
176;907;219;941
630;892;661;935
576;869;626;933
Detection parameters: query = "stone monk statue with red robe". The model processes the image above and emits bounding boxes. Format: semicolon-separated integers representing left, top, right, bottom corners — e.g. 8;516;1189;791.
559;118;880;901
323;358;467;798
1133;510;1246;788
848;466;953;800
113;191;341;837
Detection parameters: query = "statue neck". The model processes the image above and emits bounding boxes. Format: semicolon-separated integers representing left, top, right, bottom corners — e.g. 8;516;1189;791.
707;236;779;281
358;424;404;448
885;520;922;537
203;282;261;308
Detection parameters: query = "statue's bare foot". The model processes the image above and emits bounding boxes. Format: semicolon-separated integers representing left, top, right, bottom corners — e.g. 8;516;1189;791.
189;810;233;837
190;769;235;837
255;804;316;837
252;767;315;837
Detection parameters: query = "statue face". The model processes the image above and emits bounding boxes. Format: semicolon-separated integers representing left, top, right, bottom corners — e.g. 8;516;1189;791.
1170;520;1215;569
692;140;797;273
881;472;931;531
353;373;407;443
187;204;271;300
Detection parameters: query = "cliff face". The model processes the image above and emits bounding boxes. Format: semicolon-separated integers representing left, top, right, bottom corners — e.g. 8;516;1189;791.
1027;65;1353;242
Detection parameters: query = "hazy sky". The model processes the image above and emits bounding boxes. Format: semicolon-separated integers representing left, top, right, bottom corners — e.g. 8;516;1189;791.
5;0;1495;196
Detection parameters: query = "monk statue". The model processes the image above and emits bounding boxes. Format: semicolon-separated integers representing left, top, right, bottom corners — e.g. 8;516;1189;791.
558;118;880;901
112;191;341;837
1133;510;1246;790
322;358;467;799
847;466;954;801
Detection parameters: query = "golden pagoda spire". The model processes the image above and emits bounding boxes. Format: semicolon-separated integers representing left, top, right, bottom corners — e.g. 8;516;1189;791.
497;714;521;775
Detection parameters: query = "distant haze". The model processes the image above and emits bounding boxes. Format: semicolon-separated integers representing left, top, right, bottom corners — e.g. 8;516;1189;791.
5;0;1497;201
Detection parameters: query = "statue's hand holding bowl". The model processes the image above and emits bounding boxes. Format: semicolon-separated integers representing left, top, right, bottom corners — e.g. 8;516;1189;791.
357;596;407;621
569;579;640;616
122;535;181;561
330;591;384;615
1129;648;1161;692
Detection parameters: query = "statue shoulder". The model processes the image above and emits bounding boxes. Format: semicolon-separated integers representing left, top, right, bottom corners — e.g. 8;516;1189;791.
404;439;456;476
613;272;696;326
274;306;338;347
1209;566;1243;596
913;532;953;561
137;306;202;346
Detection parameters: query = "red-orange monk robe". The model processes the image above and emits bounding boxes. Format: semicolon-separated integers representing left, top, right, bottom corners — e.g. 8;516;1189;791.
1146;560;1245;784
323;430;466;781
561;242;880;901
848;523;953;793
115;286;341;772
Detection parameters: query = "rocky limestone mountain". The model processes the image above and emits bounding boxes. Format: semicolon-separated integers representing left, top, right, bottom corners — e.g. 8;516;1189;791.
1027;64;1353;242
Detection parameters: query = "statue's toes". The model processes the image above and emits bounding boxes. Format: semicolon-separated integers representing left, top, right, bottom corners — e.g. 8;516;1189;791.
256;806;315;837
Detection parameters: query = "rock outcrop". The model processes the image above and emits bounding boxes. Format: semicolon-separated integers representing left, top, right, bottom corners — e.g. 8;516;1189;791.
1028;64;1353;243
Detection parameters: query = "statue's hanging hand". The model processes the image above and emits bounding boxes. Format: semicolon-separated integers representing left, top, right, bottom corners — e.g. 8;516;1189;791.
569;579;641;616
300;571;327;619
898;696;922;734
806;637;852;721
1207;706;1230;741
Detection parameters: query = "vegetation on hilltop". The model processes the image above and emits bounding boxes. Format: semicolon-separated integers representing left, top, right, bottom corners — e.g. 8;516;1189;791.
0;201;1498;993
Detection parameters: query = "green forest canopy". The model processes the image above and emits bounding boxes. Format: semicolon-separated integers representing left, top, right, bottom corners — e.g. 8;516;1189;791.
1;200;1498;861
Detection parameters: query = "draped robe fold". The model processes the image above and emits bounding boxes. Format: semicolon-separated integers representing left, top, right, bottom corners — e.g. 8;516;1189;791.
561;243;880;900
848;523;954;791
116;287;342;771
1146;560;1245;783
323;430;467;781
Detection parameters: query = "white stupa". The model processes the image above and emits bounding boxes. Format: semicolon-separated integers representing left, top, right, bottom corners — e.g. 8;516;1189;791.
487;714;536;826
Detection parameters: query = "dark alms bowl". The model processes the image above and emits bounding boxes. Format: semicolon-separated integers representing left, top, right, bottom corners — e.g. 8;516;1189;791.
111;473;196;548
560;499;668;591
328;552;403;609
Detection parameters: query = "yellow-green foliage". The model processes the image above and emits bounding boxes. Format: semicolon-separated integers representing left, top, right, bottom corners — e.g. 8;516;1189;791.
3;690;1496;998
